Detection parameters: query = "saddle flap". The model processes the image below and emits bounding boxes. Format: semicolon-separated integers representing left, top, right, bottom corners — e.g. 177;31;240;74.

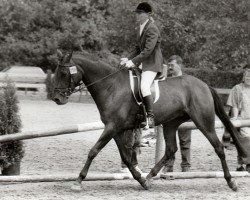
129;70;165;104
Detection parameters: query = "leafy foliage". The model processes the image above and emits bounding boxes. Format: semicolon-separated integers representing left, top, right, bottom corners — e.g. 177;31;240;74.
183;68;244;88
0;0;248;72
0;79;24;169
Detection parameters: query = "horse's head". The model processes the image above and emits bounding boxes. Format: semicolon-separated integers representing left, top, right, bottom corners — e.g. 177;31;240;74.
53;50;83;105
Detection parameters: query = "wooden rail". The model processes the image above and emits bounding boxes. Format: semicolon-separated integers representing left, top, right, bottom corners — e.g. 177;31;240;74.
215;88;231;95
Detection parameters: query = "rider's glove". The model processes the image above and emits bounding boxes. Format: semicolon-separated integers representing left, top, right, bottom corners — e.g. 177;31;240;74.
120;58;128;65
231;117;238;121
125;60;135;68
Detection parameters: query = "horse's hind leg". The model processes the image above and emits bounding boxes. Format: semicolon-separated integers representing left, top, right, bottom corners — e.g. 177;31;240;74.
189;111;237;191
145;118;186;188
203;129;237;191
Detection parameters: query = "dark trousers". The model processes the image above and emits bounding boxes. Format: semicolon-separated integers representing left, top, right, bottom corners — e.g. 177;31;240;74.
165;129;191;168
121;129;141;167
223;128;245;165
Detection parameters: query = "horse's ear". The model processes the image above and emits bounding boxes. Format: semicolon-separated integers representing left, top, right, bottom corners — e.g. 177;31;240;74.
64;50;73;63
57;49;63;60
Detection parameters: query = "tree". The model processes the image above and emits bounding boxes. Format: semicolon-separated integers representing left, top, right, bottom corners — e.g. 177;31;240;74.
0;0;248;71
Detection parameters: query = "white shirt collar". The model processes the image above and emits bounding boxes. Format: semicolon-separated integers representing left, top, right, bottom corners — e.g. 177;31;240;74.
140;19;149;36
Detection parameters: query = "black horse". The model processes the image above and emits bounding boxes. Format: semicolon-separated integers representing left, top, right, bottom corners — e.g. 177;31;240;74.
53;50;246;191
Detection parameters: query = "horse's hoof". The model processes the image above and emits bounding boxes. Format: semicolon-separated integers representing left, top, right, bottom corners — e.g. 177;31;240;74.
140;177;149;190
146;177;153;190
228;180;238;191
71;182;83;192
141;177;153;190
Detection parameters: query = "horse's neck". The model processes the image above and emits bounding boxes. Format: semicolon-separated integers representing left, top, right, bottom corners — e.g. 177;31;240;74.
76;58;112;83
75;57;124;111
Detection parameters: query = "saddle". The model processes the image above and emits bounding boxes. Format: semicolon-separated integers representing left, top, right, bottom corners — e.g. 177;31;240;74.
129;68;165;128
129;68;165;105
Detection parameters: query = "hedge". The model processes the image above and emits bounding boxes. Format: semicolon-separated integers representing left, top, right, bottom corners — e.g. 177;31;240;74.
0;79;24;169
183;68;244;89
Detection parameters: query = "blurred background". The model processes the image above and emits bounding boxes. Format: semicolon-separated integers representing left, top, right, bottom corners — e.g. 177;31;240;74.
0;0;249;99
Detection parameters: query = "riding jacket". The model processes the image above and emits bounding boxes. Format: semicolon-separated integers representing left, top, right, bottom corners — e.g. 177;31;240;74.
129;20;163;73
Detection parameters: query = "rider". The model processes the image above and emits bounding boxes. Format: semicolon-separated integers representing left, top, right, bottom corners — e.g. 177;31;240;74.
120;2;163;128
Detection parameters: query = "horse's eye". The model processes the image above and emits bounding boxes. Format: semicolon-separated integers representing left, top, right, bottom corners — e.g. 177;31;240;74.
60;70;68;76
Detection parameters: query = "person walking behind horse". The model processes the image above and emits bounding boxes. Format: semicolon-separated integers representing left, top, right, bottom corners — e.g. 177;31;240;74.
226;68;250;172
120;2;163;128
119;128;143;173
161;55;191;173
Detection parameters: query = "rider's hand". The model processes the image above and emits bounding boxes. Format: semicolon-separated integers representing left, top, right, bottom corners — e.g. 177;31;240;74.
125;60;135;68
120;57;128;65
231;117;238;121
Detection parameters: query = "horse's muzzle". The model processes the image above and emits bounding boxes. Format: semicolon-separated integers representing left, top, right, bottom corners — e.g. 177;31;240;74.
54;97;63;105
53;94;68;105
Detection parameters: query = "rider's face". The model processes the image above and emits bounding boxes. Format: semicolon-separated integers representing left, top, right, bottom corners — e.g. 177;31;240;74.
136;12;149;24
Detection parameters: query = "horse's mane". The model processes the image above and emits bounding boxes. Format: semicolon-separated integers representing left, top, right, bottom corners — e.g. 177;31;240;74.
72;51;120;73
71;52;125;93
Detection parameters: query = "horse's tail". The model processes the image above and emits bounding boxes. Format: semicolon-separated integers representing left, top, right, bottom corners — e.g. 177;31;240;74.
209;87;247;157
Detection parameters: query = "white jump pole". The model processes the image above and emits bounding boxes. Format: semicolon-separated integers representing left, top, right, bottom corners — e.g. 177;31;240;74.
0;171;249;183
155;119;250;164
178;119;250;130
1;120;249;144
0;122;104;143
159;171;250;179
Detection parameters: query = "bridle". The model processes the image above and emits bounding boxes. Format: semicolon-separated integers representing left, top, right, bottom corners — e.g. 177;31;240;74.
53;64;84;98
54;63;127;98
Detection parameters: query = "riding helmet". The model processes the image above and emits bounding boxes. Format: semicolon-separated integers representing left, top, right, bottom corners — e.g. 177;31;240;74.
134;2;152;14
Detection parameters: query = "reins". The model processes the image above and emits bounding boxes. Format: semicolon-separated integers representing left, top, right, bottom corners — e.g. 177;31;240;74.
76;64;127;92
55;64;127;97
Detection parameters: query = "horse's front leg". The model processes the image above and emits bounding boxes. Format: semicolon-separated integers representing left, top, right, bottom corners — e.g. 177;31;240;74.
72;123;116;190
114;133;148;190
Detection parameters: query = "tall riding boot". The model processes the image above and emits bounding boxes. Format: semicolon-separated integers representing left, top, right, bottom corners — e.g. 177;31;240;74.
143;95;155;128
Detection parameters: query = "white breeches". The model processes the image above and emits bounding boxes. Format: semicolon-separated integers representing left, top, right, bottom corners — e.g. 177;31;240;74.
141;71;157;97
